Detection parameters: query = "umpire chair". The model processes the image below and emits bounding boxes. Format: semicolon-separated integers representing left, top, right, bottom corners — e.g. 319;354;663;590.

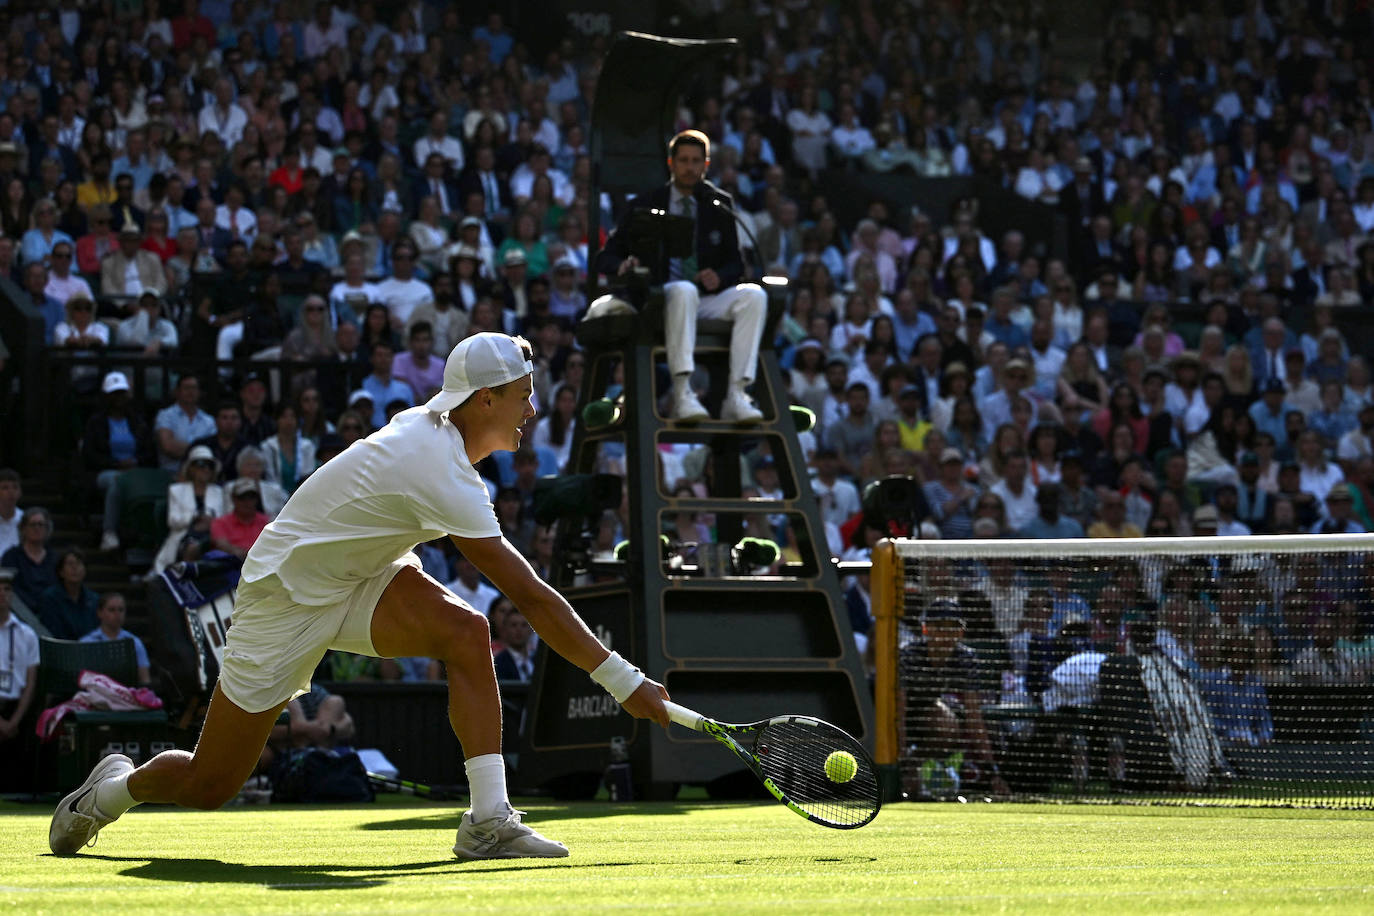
517;32;874;799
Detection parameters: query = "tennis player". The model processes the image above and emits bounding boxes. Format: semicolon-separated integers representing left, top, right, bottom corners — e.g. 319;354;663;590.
51;333;670;859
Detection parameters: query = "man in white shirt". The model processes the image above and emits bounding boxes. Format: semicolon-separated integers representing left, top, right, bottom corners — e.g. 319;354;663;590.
981;358;1039;442
214;184;257;243
508;146;573;207
512;97;561;156
1337;403;1374;467
939;209;999;272
329;253;381;328
1014;148;1063;204
196;79;248;148
0;566;40;790
445;552;500;616
303;2;348;57
413;110;465;173
0;470;22;562
50;333;671;860
1028;319;1066;394
297;123;333;175
810;448;861;530
1212;485;1253;537
830;103;875;162
373;241;433;329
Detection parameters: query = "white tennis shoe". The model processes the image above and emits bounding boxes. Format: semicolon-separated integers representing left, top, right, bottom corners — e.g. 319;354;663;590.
49;753;133;855
671;389;710;423
452;806;569;860
720;388;763;424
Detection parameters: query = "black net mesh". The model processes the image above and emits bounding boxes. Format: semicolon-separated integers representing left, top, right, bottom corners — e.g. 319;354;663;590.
892;538;1374;807
750;717;881;827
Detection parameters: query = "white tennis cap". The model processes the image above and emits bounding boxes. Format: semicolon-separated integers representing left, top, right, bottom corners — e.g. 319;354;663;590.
426;332;533;414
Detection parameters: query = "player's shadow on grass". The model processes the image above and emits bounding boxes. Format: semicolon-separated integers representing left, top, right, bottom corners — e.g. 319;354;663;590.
71;855;634;889
361;802;718;832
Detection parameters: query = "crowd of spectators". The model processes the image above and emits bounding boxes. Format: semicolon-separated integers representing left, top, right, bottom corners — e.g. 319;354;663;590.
0;0;1372;712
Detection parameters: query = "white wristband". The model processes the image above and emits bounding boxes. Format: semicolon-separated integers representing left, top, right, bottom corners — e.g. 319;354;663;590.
589;651;645;703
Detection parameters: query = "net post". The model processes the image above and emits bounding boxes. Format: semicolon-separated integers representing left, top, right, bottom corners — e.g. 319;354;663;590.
870;537;902;801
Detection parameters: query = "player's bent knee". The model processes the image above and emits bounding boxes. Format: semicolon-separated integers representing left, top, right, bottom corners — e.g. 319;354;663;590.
435;603;492;661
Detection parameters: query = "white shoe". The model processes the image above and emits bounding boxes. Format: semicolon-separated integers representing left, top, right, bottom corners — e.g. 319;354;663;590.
100;531;120;552
49;753;133;855
720;389;764;423
671;389;709;422
452;806;569;860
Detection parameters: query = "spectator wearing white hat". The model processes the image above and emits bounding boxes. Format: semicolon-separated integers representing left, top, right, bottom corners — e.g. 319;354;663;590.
86;372;158;552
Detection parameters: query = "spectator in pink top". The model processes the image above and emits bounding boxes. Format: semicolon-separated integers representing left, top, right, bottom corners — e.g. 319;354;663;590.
210;478;270;560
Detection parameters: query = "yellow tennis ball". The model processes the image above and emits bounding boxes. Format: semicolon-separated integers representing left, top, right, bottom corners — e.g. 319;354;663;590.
824;750;858;784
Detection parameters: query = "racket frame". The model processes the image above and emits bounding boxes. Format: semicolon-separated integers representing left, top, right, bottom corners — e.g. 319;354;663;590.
662;700;879;829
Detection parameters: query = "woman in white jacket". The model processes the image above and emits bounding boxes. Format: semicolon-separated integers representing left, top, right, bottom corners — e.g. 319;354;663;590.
260;402;317;494
151;445;225;573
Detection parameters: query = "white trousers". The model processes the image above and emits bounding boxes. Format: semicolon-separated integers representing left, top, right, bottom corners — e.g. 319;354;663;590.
586;281;767;383
664;281;766;383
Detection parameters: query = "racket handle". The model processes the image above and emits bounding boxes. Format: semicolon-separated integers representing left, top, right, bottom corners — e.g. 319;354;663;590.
662;700;706;731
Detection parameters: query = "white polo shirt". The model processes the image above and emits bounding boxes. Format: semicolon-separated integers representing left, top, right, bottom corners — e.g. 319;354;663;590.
242;408;501;606
0;614;40;702
446;577;500;616
0;507;21;557
373;277;434;327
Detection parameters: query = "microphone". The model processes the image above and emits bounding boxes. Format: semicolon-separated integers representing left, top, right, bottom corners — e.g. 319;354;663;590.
706;188;787;287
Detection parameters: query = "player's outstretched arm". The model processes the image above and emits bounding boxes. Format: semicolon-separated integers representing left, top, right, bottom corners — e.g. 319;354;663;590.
452;534;670;726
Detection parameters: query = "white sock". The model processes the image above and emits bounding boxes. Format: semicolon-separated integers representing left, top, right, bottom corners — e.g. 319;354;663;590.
671;373;691;399
94;770;140;818
464;754;509;822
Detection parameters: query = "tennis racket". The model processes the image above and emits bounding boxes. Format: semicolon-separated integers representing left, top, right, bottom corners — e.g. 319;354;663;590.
662;700;880;829
365;772;463;801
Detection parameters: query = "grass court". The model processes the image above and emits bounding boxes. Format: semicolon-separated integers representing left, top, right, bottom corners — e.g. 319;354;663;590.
2;797;1372;913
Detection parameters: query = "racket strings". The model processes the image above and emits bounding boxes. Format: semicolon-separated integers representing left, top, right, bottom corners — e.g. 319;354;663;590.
752;720;880;828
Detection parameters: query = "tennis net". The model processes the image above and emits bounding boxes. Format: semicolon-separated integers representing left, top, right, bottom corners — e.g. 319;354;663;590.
870;535;1374;807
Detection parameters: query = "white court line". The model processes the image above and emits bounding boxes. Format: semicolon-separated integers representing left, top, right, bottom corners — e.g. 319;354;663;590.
254;883;1374;914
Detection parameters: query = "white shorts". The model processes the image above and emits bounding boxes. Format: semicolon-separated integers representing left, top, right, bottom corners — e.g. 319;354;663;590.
218;553;422;714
